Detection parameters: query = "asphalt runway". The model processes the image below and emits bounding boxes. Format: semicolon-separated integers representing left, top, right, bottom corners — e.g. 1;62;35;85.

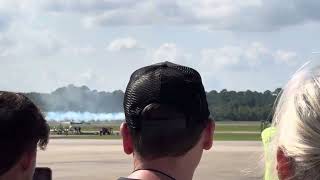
37;139;264;180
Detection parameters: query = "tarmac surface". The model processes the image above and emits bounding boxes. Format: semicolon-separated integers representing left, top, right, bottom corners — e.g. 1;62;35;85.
37;139;264;180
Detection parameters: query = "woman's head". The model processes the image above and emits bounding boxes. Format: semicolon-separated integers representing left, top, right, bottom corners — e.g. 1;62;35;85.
271;63;320;179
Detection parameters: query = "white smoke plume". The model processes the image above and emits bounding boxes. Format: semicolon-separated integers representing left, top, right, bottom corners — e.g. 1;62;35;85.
45;111;125;121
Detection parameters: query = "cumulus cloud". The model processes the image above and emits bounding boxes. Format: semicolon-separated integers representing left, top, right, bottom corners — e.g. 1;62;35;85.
7;27;67;57
152;43;191;64
1;0;320;31
43;0;136;13
107;37;140;51
0;1;67;57
243;42;269;65
200;42;297;70
40;0;320;31
200;42;269;70
244;42;269;59
201;46;243;70
0;1;43;29
0;0;319;35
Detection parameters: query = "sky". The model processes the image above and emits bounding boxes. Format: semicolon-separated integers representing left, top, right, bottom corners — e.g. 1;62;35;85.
1;0;320;93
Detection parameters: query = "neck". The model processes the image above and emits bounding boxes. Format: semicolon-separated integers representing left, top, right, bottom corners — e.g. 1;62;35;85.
0;171;19;180
129;155;195;180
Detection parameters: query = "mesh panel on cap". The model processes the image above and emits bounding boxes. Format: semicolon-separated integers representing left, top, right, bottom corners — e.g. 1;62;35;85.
124;66;161;129
172;65;202;82
160;65;209;124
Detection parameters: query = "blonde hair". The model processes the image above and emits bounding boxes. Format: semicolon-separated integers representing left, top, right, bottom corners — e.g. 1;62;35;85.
270;62;320;179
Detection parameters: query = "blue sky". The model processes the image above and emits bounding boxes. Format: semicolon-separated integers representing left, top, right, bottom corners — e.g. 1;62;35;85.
1;0;320;93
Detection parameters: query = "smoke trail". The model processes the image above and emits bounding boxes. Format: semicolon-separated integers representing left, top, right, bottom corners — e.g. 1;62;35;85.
45;111;125;121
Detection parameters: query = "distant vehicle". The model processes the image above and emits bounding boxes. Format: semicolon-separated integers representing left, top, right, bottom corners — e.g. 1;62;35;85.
99;127;113;136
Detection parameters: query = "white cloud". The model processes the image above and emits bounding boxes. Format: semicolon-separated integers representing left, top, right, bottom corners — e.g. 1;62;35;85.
187;0;261;19
78;0;261;28
244;42;269;65
0;0;308;94
0;0;318;34
273;50;297;63
38;0;320;31
200;42;270;70
7;27;67;57
0;0;319;32
152;43;192;64
201;46;242;70
43;0;136;13
200;42;297;70
107;37;140;52
0;1;69;58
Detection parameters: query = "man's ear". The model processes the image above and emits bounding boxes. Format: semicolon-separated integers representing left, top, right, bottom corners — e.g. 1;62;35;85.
203;120;215;150
120;122;134;155
277;148;293;180
19;148;36;171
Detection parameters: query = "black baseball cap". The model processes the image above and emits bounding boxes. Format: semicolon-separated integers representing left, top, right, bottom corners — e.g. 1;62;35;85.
123;61;210;131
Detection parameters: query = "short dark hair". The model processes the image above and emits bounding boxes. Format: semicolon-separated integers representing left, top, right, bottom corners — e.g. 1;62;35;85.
0;91;49;175
129;103;210;159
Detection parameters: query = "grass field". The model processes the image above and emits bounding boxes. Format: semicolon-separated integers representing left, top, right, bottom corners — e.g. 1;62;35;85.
49;121;263;141
50;133;261;141
51;135;120;140
215;125;261;132
49;121;262;131
214;133;261;141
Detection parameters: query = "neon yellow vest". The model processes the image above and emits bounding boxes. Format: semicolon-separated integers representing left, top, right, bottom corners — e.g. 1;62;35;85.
261;127;277;180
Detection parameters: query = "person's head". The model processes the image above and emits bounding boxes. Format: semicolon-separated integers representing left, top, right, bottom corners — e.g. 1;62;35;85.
0;91;49;180
121;61;214;168
269;63;320;179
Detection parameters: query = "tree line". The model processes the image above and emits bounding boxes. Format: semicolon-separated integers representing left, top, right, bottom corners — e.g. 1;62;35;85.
24;84;281;121
207;88;281;121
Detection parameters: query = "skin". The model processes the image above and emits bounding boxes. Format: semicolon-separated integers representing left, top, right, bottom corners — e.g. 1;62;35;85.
0;148;37;180
277;148;293;180
120;121;214;180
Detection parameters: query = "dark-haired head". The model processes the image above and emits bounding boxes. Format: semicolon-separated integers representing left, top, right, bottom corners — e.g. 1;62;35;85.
121;62;215;180
0;91;49;179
